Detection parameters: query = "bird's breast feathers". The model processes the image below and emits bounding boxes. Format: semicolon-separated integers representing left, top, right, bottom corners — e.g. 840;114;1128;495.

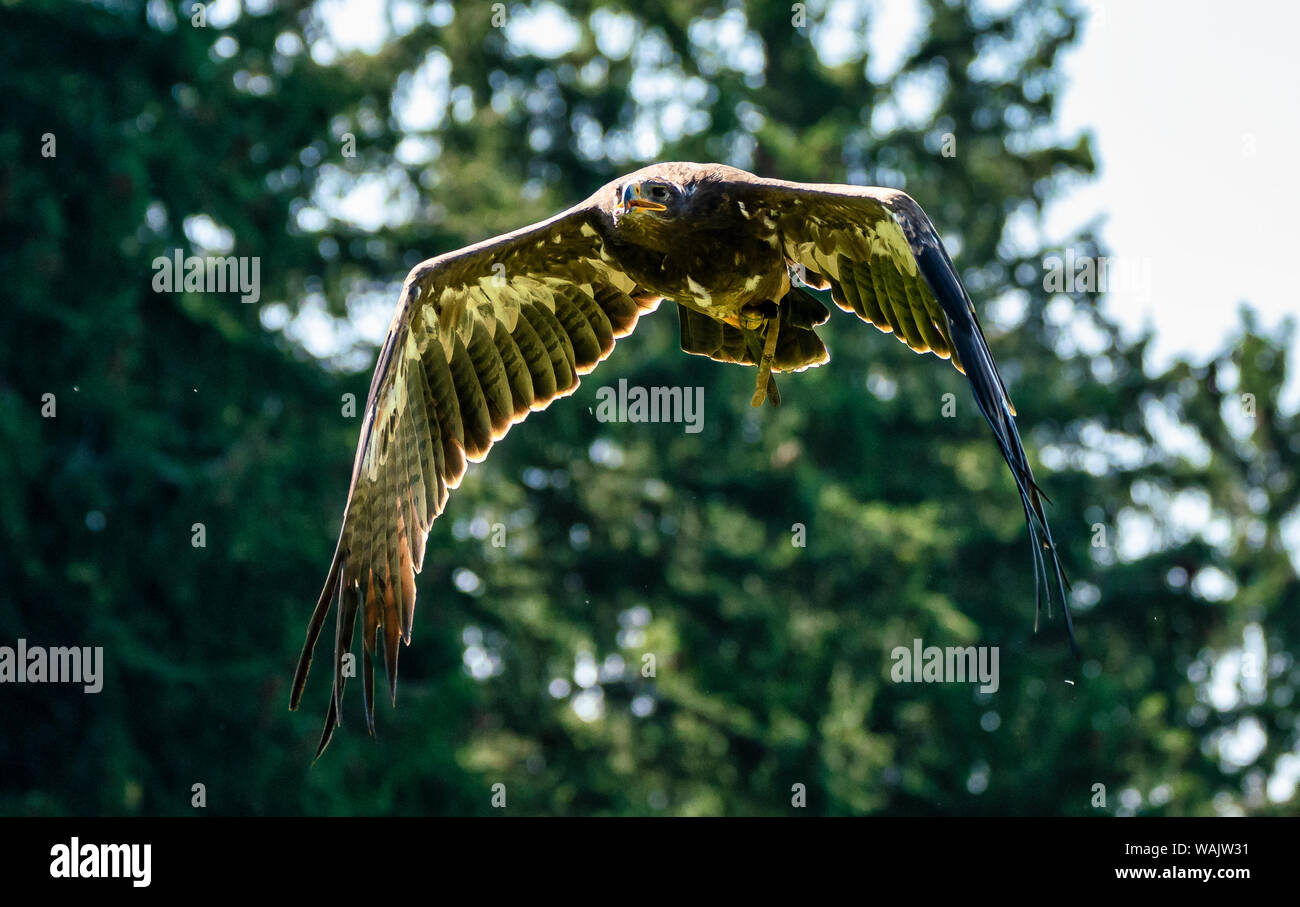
619;229;788;316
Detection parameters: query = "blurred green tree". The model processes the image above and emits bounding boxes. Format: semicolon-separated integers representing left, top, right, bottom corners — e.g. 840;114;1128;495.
0;0;1294;816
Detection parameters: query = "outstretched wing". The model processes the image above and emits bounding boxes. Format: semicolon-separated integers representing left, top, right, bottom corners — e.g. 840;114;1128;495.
737;178;1077;654
289;201;658;755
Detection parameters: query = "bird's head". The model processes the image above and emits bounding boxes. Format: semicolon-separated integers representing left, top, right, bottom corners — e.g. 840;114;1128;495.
609;165;734;247
617;178;689;220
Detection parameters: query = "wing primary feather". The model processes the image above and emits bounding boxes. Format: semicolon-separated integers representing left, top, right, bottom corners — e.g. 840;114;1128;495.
826;277;862;322
570;285;616;355
290;539;342;711
315;552;361;759
902;277;947;355
392;398;419;643
523;304;578;393
553;288;604;370
509;307;560;402
302;549;344;759
493;322;537;418
362;478;383;680
420;342;467;480
414;357;450;509
381;461;403;702
592;284;641;337
466;321;515;434
405;356;439;536
360;570;378;734
296;200;657;753
314;685;339;759
849;262;890;327
414;364;448;515
361;640;376;736
447;335;495;460
329;556;348;722
877;261;926;350
835;254;868;318
398;379;425;567
912;238;1078;658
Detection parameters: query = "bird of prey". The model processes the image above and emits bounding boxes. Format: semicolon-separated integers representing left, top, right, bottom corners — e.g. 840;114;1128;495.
289;161;1076;755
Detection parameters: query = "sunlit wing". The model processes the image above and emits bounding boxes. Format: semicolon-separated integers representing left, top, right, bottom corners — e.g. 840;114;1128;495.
737;178;1077;653
288;202;659;756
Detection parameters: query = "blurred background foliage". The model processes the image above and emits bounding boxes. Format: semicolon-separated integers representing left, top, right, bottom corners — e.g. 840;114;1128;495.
1;0;1296;816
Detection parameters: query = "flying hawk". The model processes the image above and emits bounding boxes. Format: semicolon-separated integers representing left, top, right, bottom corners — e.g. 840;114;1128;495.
289;162;1077;755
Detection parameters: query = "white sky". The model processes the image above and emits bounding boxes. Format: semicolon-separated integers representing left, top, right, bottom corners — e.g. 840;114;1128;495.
1046;0;1300;408
1045;0;1300;805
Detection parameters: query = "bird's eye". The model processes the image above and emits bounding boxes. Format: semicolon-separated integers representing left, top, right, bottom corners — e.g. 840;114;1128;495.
650;185;670;200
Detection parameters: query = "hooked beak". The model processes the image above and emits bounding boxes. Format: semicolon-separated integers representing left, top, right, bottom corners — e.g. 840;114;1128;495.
620;182;667;214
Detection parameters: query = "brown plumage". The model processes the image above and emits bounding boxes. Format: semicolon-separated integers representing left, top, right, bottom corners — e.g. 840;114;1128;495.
289;162;1075;756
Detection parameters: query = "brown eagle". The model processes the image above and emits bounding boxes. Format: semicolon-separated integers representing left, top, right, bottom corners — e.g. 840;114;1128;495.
289;162;1076;755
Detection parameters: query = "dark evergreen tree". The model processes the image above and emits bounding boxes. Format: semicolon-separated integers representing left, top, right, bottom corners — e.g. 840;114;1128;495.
1;0;1293;816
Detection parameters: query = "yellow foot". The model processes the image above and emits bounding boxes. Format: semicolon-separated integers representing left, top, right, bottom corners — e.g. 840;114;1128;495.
749;317;782;408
